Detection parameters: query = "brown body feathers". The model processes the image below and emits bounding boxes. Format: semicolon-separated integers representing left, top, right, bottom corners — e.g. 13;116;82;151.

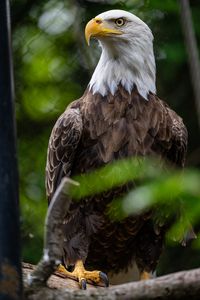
45;86;187;274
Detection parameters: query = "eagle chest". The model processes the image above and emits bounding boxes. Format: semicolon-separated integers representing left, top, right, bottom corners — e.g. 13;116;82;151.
81;95;152;166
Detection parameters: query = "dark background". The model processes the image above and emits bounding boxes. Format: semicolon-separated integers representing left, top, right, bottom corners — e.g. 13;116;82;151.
11;0;200;276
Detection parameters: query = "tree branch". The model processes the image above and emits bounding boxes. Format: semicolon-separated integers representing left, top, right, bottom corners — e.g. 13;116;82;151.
26;177;79;286
23;263;200;299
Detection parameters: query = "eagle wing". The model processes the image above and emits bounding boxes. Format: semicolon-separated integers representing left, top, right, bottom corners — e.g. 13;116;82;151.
151;99;190;240
45;107;83;203
152;100;188;168
165;107;188;167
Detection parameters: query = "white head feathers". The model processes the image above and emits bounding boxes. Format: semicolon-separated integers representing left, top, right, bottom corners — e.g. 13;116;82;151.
88;10;156;100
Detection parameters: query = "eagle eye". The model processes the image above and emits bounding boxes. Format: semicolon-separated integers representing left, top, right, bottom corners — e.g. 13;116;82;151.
115;18;125;27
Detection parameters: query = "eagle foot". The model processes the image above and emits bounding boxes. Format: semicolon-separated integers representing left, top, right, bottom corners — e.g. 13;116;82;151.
140;270;152;280
58;261;109;289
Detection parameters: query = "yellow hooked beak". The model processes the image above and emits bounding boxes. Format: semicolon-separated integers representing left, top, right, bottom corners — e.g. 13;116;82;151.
85;17;123;46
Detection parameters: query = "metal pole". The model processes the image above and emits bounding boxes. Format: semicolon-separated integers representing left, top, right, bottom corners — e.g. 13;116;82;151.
0;0;22;299
179;0;200;128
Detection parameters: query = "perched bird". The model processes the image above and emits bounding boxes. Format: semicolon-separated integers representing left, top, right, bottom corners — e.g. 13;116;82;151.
45;10;188;288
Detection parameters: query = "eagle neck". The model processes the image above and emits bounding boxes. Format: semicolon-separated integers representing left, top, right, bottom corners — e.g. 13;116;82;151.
89;39;156;100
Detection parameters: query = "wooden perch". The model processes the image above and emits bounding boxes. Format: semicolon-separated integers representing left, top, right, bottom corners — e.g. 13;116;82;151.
23;263;200;299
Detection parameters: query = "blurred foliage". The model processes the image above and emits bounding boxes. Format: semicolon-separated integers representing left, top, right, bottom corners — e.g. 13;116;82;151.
70;158;200;244
11;0;200;275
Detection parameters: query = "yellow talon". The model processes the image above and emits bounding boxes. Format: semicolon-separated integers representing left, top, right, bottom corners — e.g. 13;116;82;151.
140;270;151;280
57;260;109;289
58;264;69;275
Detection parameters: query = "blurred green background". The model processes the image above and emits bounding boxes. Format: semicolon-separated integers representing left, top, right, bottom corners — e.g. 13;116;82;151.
11;0;200;276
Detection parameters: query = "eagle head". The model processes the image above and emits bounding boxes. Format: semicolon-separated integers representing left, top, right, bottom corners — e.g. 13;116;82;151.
85;9;152;46
85;10;156;100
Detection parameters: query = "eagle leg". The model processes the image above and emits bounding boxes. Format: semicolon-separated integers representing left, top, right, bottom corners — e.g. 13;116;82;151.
140;270;152;280
58;260;109;289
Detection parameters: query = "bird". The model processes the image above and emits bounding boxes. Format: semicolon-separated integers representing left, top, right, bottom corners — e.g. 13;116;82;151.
45;9;188;289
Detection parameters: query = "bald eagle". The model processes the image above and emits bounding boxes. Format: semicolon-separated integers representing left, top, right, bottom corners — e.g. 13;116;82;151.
45;10;187;289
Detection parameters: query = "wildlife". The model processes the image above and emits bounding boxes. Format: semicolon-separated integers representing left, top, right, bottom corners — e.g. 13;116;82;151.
45;9;187;289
